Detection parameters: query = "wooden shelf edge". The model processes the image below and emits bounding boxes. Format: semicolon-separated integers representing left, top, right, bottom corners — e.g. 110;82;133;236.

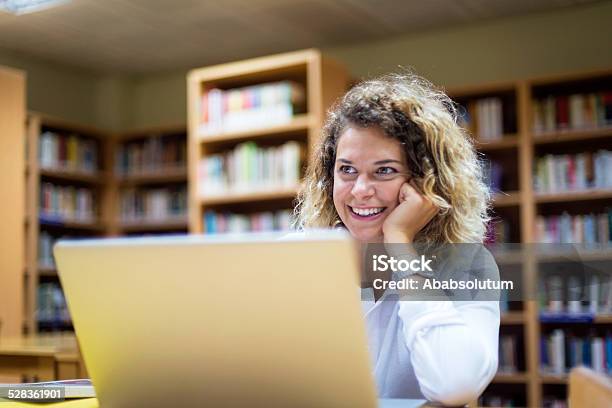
40;168;105;184
199;187;298;206
119;218;188;232
39;217;105;231
475;134;520;151
117;168;187;184
533;127;612;144
493;372;529;383
501;312;525;325
540;374;568;384
197;114;312;143
38;266;57;277
492;191;521;207
534;189;612;203
188;49;319;83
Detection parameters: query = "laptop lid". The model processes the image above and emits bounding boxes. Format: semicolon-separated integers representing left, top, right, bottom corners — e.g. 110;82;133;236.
54;231;377;408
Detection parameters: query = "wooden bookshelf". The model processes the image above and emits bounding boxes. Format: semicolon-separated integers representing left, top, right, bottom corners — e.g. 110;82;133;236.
451;69;612;407
24;113;112;336
187;49;348;234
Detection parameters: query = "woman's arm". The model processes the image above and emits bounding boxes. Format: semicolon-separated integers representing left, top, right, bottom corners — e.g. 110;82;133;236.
398;299;500;405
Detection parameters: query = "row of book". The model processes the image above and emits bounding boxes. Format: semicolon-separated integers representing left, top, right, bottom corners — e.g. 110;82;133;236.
39;131;98;173
37;282;70;326
540;274;612;315
533;150;612;193
198;141;301;196
203;210;292;234
473;97;505;140
199;81;306;136
115;137;186;176
40;183;96;223
533;92;612;134
534;211;612;244
120;187;187;223
38;231;60;269
541;398;568;408
479;395;526;408
499;334;520;374
541;330;612;375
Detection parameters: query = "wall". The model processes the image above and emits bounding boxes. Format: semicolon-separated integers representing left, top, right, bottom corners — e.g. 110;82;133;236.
328;0;612;86
1;1;611;131
0;49;101;127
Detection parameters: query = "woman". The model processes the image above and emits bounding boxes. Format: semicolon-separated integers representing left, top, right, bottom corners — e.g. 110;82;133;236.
294;73;500;405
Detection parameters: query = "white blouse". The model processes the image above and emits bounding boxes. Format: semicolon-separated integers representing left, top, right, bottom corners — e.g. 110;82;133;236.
361;290;500;405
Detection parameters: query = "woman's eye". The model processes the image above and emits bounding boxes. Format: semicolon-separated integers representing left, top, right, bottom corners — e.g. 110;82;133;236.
338;165;357;174
376;167;397;175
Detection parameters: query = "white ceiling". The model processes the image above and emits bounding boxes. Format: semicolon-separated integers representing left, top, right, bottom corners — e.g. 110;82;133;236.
0;0;600;74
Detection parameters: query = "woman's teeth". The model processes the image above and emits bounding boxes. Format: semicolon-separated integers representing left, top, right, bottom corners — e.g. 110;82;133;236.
350;206;385;217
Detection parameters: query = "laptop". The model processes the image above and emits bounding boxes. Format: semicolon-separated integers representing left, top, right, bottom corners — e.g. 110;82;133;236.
54;230;379;408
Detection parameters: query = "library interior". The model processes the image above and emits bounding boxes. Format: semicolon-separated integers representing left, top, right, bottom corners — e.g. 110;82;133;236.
0;1;611;407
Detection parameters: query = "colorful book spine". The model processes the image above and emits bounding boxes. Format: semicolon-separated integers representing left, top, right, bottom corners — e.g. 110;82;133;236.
541;330;612;376
534;210;611;244
39;183;96;223
533;150;612;193
115;136;186;175
532;91;612;134
198;141;301;196
540;270;612;315
37;282;71;329
198;81;306;136
203;210;292;234
120;186;187;223
39;131;98;173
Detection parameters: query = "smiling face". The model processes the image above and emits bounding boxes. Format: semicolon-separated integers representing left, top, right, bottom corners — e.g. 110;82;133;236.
332;125;409;242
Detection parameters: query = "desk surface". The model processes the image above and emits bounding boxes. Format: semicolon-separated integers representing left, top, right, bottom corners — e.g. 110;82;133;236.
0;398;428;407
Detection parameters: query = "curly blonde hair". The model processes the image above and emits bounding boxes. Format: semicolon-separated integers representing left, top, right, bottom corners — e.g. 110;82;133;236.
293;72;490;243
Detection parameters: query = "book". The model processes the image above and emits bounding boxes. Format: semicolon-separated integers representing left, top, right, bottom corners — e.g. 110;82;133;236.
198;81;306;137
198;141;302;197
115;136;186;176
203;209;292;234
532;90;612;134
39;131;98;173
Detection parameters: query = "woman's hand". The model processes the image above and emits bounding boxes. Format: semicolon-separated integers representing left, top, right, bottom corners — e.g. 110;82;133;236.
382;182;439;243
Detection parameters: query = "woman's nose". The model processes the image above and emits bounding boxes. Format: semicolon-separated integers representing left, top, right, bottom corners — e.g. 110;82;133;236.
351;174;375;198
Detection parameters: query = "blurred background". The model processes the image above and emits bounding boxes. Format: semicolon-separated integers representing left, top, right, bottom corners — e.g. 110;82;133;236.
0;1;611;406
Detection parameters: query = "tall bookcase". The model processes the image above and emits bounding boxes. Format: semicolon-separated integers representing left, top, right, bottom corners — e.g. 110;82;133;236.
187;49;348;234
449;69;612;407
24;113;111;335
